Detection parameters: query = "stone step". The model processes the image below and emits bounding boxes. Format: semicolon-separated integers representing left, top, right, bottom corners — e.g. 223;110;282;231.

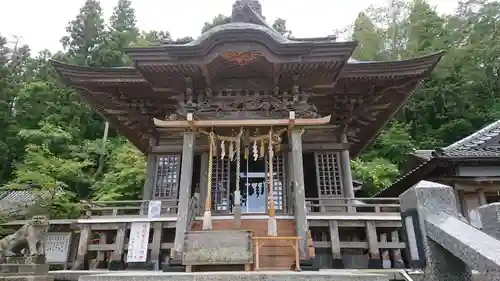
77;271;389;281
0;275;53;281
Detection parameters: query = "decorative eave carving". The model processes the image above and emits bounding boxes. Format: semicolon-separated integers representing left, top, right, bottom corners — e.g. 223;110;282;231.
168;86;319;120
50;45;444;157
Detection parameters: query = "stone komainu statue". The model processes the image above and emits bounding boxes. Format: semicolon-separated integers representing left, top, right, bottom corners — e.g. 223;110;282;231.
0;215;49;263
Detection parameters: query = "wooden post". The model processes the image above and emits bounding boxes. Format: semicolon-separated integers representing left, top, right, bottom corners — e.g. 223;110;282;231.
379;232;391;269
72;224;90;269
286;150;294;214
328;220;343;268
391;230;404;268
110;224;126;270
143;154;156;200
339;132;355;199
173;132;195;259
94;232;107;269
150;222;163;270
479;190;487;206
366;221;381;269
290;130;309;259
199;152;209;215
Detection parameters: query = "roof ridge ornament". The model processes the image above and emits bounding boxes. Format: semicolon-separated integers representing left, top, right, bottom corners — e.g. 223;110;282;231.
231;0;265;23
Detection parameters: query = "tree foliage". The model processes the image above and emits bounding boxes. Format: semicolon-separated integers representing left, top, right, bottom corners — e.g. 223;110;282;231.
2;0;500;219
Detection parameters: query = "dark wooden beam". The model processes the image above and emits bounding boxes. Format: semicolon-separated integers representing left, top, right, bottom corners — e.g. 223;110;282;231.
302;142;349;151
151;144;207;154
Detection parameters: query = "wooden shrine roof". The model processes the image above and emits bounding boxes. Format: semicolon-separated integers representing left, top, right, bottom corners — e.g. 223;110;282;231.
50;0;444;155
51;52;442;154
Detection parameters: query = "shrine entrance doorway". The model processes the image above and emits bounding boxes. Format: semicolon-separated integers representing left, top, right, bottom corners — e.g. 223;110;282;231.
239;157;268;214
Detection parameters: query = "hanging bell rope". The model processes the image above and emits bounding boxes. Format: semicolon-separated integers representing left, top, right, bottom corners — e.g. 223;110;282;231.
233;128;243;228
267;128;277;236
202;132;216;230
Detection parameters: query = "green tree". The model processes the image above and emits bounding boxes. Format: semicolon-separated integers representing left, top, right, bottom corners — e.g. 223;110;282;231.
60;0;105;66
202;14;231;33
351;12;385;61
94;0;139;67
352;158;399;195
92;142;145;201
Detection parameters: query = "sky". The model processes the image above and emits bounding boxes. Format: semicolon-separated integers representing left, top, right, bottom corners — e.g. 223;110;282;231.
1;0;460;54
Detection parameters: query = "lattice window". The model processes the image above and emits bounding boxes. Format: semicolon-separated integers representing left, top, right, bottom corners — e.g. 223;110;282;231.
153;155;181;199
211;157;231;212
314;152;343;196
272;154;286;211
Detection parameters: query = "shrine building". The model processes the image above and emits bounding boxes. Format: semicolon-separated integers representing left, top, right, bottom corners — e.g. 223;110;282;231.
50;0;443;272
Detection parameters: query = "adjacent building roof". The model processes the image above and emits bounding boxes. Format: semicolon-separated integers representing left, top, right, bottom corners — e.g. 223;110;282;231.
438;120;500;157
376;119;500;197
0;191;37;215
51;0;443;156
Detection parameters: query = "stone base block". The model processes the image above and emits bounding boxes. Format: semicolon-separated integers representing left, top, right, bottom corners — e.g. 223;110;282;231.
162;257;185;272
107;260;124;271
392;260;405;268
331;258;344;269
127;262;155;270
0;264;49;275
367;259;383;269
162;264;186;272
299;257;321;271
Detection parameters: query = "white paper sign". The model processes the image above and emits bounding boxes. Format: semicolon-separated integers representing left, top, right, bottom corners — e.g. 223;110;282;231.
126;222;150;262
45;232;72;263
148;200;162;218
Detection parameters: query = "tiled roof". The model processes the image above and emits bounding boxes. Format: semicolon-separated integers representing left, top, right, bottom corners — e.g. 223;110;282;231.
0;191;37;214
375;119;500;197
440;120;500;157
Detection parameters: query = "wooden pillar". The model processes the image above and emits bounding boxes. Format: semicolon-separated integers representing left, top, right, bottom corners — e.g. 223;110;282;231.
110;224;126;270
150;222;163;270
290;130;309;259
198;152;209;215
339;132;355;199
72;224;90;269
173;132;195;259
286;150;294;214
366;221;382;269
328;220;343;268
143;154;157;200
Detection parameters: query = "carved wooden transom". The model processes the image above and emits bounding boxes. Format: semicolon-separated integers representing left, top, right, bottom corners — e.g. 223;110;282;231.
223;51;263;66
168;89;319;120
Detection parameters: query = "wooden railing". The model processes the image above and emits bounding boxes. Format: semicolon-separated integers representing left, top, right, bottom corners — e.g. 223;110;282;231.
305;197;400;214
85;199;179;217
